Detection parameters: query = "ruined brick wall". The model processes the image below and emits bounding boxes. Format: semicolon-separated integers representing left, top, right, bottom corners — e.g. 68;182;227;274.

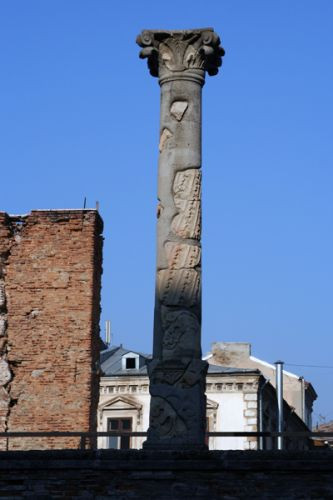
0;210;103;450
0;214;13;450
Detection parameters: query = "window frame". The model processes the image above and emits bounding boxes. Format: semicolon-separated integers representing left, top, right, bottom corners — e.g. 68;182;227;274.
107;417;132;449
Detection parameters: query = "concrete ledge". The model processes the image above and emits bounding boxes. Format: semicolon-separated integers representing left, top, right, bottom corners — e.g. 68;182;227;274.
0;449;332;498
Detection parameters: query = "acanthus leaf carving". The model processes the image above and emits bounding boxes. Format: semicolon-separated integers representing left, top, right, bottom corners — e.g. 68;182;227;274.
137;29;225;79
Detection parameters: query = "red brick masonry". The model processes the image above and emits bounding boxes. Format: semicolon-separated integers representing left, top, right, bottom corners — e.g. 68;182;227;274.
0;210;103;450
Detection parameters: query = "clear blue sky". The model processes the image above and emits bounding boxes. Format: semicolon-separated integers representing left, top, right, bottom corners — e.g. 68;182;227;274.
1;1;332;424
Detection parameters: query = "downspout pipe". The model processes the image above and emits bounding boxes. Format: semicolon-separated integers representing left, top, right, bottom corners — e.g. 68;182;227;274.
275;361;284;450
258;377;270;450
299;376;305;423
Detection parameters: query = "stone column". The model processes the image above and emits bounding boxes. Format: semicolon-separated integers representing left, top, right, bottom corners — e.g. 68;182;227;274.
137;29;224;449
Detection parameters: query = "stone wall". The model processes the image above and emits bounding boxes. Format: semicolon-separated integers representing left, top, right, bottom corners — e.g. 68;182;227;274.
0;449;332;498
0;210;103;450
0;214;13;451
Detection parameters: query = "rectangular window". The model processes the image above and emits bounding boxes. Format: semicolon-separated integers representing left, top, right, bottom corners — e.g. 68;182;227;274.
126;357;136;369
107;418;132;449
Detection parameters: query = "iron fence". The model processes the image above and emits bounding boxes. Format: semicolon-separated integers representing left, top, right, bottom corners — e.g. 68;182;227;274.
0;431;332;450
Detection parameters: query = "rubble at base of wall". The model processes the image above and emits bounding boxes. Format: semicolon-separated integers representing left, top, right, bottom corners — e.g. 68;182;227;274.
0;449;332;499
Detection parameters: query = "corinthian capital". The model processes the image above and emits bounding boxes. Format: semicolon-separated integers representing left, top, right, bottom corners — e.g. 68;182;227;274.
137;28;224;81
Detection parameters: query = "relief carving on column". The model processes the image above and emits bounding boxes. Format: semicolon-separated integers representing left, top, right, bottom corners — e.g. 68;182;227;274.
137;29;225;79
171;201;201;240
173;169;201;200
149;396;187;439
148;358;207;390
157;268;200;307
161;308;200;357
164;242;200;270
147;358;207;442
137;27;223;449
172;169;201;240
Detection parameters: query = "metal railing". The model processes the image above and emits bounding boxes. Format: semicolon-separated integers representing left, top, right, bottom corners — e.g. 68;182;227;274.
0;431;332;450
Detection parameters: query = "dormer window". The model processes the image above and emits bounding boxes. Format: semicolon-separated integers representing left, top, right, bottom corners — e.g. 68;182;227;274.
126;357;136;369
121;352;140;371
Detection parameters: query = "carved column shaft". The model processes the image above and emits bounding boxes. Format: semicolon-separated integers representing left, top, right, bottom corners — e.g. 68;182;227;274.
155;76;202;360
137;29;224;449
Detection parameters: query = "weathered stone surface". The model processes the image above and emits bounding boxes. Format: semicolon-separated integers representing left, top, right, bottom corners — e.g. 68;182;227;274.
157;268;200;307
0;359;11;386
170;101;188;121
173;169;201;202
164;242;200;270
172;200;201;240
0;317;6;337
171;169;202;241
138;29;224;449
0;284;5;310
161;308;201;358
0;214;12;441
0;210;103;450
159;127;173;152
171;169;202;242
137;29;224;80
0;338;6;354
147;359;207;445
0;387;10;408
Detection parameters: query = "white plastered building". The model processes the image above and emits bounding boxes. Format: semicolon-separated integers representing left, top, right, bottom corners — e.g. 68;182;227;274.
98;344;316;451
